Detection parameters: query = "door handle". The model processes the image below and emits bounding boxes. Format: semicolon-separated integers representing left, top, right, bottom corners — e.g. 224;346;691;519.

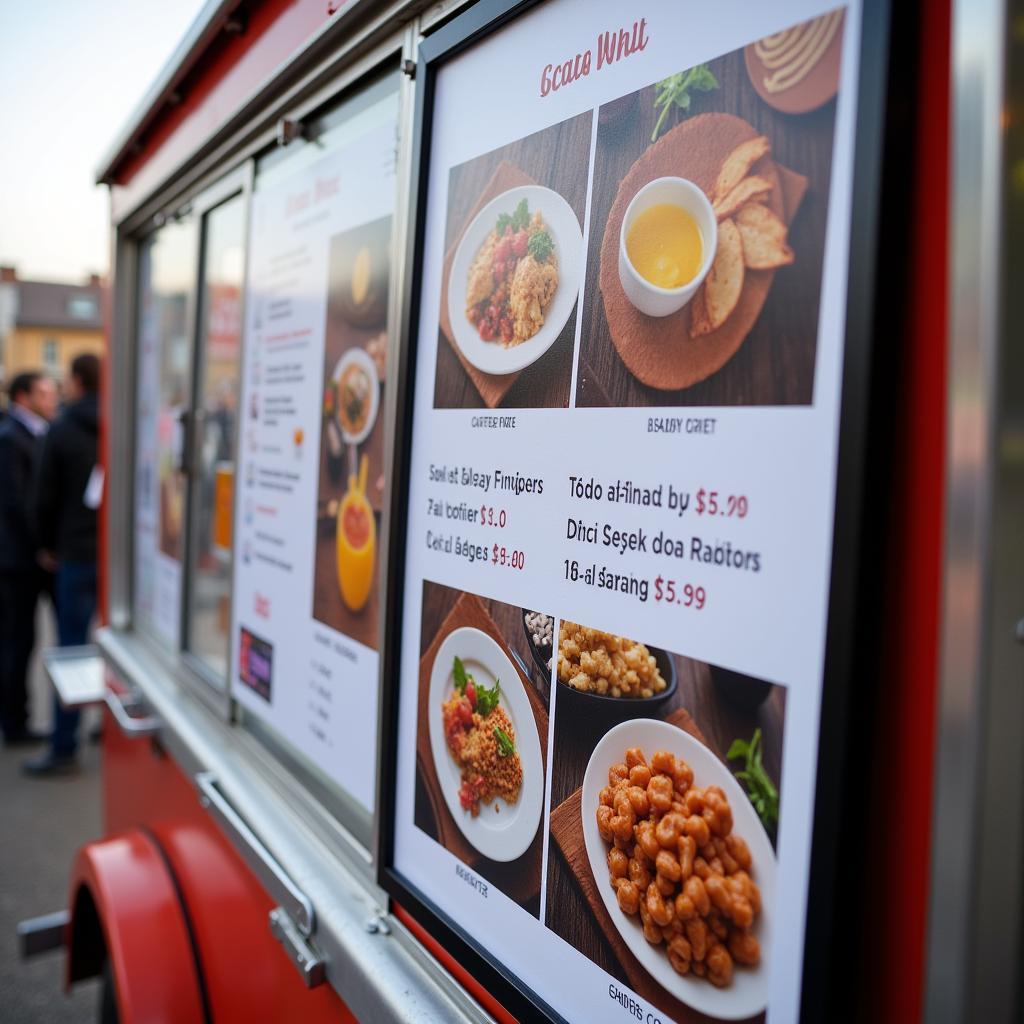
195;772;324;988
195;771;315;934
104;686;160;738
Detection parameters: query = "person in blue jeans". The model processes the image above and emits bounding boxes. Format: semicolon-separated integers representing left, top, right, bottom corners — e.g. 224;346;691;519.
23;354;100;776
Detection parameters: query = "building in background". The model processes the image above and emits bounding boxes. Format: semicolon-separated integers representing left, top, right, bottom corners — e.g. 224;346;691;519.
0;266;105;397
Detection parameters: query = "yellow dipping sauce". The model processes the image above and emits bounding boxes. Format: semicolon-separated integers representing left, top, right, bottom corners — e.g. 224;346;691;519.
626;203;703;289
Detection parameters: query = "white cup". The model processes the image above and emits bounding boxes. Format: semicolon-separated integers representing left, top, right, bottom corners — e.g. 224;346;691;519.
618;176;717;318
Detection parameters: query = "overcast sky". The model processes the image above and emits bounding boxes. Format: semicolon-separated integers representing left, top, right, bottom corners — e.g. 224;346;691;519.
0;0;206;284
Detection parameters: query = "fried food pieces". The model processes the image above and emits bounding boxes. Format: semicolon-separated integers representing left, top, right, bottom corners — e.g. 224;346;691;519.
690;134;796;338
712;135;770;204
734;202;794;269
597;746;762;987
694;219;744;335
712;174;773;221
557;623;667;698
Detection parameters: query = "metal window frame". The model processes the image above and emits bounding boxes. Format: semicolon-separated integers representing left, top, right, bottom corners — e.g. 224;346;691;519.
181;164;253;706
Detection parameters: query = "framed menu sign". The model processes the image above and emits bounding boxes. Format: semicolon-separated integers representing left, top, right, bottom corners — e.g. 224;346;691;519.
381;0;888;1019
232;78;400;835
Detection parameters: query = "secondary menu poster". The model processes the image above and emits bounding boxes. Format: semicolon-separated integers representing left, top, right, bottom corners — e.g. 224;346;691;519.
232;88;398;816
392;1;860;1020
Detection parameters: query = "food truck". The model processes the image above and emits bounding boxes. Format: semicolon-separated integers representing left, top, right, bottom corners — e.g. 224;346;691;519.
19;0;1024;1020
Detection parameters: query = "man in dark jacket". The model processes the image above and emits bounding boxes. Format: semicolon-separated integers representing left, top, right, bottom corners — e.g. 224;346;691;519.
0;371;57;744
23;354;100;775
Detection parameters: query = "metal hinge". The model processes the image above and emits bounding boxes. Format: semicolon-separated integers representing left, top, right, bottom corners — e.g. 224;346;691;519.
269;907;326;989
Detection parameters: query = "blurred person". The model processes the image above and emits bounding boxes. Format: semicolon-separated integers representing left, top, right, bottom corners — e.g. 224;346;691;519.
23;355;100;776
0;371;58;744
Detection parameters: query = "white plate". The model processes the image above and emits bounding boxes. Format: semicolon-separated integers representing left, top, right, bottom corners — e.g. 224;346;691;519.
581;719;775;1020
447;185;582;374
332;347;379;445
428;626;544;862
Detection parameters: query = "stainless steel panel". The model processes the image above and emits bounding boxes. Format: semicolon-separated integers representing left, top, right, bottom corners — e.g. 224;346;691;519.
927;0;1024;1021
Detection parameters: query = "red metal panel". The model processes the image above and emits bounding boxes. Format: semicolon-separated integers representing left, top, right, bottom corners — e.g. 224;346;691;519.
68;830;206;1023
869;3;950;1019
102;709;353;1021
393;903;518;1024
109;0;332;223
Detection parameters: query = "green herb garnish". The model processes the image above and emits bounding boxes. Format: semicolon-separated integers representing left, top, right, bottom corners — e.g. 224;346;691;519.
528;229;554;263
474;678;501;717
651;65;719;142
453;656;469;695
511;197;530;231
727;728;779;830
496;211;512;235
494;726;515;758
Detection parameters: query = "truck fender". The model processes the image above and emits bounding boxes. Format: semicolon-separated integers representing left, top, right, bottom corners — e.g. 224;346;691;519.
67;829;207;1023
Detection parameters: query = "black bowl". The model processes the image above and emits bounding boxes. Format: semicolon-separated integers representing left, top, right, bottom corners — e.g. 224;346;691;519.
520;613;679;723
552;642;678;727
522;609;555;681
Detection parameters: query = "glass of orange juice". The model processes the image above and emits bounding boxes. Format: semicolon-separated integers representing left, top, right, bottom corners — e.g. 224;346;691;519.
336;454;375;612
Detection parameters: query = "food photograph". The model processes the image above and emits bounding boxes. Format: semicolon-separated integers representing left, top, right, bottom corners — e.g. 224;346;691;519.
544;622;785;1022
311;215;391;650
433;111;591;409
575;9;845;408
414;582;552;917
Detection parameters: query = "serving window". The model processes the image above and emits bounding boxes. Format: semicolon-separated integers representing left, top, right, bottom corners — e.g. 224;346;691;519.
129;163;251;713
184;190;247;684
134;216;197;650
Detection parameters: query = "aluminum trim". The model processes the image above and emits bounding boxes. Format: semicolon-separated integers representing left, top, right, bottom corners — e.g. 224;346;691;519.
95;0;240;183
106;1;422;226
106;230;138;631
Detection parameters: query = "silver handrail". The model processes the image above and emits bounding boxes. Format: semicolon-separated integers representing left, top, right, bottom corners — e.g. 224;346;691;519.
195;771;315;936
104;687;161;738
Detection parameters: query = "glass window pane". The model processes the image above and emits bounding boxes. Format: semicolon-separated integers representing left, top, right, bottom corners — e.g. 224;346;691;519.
134;218;197;648
187;193;246;680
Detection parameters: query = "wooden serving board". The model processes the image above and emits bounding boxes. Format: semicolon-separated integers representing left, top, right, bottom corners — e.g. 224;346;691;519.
599;113;807;392
549;708;763;1024
416;592;548;905
744;10;844;115
438;161;537;408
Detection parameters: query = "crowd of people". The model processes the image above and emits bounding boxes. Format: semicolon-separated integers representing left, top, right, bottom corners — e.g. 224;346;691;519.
0;354;100;775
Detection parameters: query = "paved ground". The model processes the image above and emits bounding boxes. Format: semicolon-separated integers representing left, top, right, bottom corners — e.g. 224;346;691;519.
0;605;103;1022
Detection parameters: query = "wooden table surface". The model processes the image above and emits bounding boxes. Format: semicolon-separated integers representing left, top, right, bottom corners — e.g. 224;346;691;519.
432;111;592;410
545;652;785;986
577;48;837;408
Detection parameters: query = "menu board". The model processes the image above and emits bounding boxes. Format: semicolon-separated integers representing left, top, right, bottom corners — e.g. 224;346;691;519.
387;1;868;1020
231;92;398;815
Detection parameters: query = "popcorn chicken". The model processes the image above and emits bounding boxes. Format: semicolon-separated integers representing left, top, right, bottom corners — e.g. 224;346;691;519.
557;622;667;698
